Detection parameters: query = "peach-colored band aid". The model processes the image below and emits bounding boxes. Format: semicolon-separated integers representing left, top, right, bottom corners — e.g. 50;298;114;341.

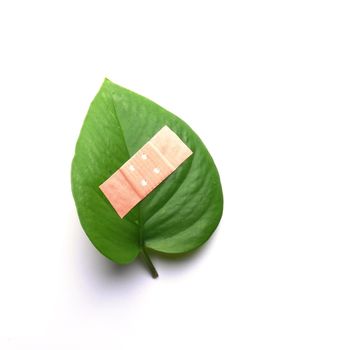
99;126;193;218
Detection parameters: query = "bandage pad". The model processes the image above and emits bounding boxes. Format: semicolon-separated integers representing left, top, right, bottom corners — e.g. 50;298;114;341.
99;126;193;218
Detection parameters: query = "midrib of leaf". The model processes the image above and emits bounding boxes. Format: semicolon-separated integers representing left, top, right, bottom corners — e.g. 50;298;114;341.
107;88;140;227
108;88;158;277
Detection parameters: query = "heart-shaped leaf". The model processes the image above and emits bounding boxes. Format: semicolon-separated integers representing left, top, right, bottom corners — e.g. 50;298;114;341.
71;79;223;277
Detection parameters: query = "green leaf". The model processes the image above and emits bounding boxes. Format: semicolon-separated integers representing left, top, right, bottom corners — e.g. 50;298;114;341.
71;79;223;277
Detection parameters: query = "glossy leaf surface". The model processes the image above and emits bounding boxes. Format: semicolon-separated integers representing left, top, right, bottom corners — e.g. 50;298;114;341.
71;79;223;275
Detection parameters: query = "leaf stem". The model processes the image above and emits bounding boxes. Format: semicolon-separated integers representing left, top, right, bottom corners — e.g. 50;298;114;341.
141;247;159;279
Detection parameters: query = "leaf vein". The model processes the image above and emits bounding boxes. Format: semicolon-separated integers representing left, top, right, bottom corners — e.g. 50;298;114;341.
143;155;194;225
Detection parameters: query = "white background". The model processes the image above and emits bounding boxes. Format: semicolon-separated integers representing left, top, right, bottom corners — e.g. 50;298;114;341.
0;1;349;349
